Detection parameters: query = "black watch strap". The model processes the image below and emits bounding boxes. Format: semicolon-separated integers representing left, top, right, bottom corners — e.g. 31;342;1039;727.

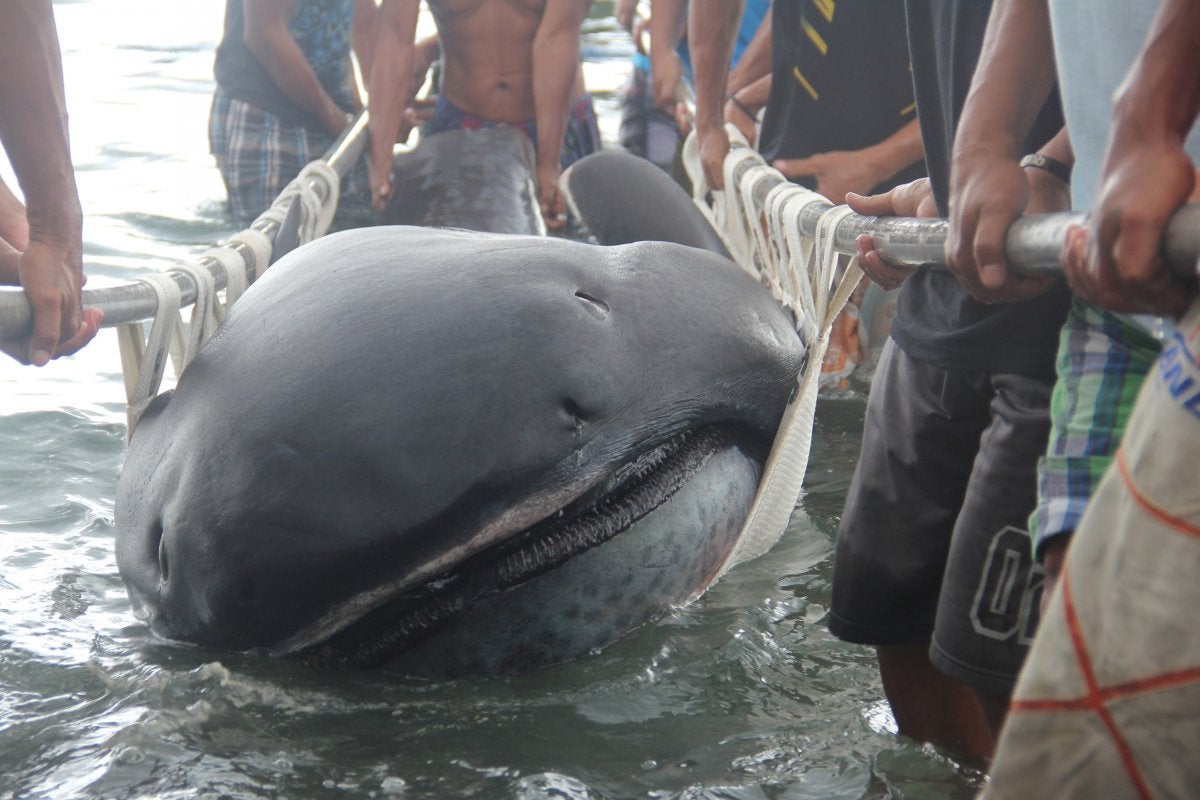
1019;153;1072;184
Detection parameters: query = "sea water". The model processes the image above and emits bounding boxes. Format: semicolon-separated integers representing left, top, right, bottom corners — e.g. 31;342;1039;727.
0;2;981;797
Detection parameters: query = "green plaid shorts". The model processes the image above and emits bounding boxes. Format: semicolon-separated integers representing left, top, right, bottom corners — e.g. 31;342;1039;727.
1030;297;1162;556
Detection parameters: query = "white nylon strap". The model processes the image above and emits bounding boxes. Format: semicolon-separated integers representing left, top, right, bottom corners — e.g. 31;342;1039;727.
223;227;270;291
258;160;341;247
117;271;182;437
295;160;340;238
115;155;342;427
246;158;341;265
722;203;863;572
201;245;250;322
168;261;219;375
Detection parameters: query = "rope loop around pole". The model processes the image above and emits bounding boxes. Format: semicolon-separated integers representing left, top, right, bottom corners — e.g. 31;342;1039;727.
257;160;341;246
222;228;271;289
681;128;867;574
117;271;182;438
202;245;249;317
113;152;344;434
167;260;218;375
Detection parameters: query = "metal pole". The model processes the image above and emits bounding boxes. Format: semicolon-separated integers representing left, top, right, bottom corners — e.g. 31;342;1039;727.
0;111;370;337
1;128;1195;338
736;155;1200;277
788;205;1200;276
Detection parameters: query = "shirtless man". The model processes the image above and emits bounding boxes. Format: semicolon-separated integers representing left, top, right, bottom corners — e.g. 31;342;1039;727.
368;0;594;228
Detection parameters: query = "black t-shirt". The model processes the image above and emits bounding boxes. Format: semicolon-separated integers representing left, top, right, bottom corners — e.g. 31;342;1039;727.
889;0;1071;376
758;1;926;194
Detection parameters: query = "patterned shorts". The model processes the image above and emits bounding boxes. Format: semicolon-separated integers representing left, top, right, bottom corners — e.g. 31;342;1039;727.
1030;297;1162;556
987;296;1200;800
208;89;370;224
830;340;1054;694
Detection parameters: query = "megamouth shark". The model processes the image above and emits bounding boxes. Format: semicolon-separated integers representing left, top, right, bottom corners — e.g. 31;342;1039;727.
115;129;805;676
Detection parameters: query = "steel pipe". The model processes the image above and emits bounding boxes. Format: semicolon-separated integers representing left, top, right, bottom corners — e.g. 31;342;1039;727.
735;154;1200;276
2;130;1196;339
0;111;369;338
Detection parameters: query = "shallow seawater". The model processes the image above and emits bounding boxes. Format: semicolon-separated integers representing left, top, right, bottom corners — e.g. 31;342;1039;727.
0;3;982;798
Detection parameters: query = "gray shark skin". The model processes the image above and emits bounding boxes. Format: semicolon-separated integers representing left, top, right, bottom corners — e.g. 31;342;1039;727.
562;150;732;258
378;126;546;236
114;226;803;674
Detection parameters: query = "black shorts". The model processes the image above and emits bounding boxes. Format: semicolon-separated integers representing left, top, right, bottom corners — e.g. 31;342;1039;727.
828;340;1051;695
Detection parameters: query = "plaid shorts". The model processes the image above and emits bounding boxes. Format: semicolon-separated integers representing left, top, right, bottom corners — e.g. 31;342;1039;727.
208;89;370;224
1030;297;1162;556
426;94;602;169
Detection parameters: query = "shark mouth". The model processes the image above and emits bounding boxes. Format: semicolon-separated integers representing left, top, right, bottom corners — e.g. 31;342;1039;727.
301;424;762;668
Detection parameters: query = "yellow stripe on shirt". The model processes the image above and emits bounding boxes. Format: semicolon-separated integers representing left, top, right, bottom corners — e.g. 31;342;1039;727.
793;66;819;100
801;17;829;55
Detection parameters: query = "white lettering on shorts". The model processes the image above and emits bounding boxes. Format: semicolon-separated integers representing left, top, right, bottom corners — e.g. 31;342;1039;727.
970;525;1043;645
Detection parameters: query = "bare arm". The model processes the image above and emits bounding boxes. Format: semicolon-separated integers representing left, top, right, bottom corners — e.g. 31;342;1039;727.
1062;0;1200;317
648;0;686;108
720;9;770;146
1022;125;1073;214
724;72;770;146
0;1;99;366
243;0;351;137
616;0;638;33
532;0;591;228
726;11;770;95
945;0;1060;302
351;0;379;95
366;0;420;208
0;176;29;251
688;0;744;189
774;117;924;203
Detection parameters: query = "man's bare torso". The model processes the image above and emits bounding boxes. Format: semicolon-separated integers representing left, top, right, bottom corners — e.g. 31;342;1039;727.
429;0;548;123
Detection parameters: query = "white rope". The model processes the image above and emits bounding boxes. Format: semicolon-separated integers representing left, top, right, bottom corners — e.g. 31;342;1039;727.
254;159;341;247
201;245;249;322
724;205;863;570
117;271;181;438
682;129;865;572
168;261;218;375
222;228;270;292
681;128;742;261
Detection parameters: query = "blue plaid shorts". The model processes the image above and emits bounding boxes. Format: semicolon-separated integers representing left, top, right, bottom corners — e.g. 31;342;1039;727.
208;89;370;224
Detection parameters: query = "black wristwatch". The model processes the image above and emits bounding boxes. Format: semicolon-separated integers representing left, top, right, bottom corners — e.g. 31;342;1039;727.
1019;153;1071;184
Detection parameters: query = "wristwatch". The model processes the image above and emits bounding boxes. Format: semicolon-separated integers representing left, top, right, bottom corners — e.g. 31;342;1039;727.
1019;153;1071;184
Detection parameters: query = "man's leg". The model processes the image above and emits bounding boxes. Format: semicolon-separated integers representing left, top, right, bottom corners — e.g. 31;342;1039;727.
1029;297;1160;608
929;370;1054;739
877;642;996;761
829;340;995;757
